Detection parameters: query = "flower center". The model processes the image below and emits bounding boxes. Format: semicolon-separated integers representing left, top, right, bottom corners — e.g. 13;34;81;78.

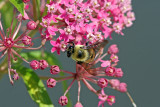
4;38;14;48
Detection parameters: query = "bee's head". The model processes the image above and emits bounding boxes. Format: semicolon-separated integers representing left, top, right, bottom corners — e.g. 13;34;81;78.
67;42;75;57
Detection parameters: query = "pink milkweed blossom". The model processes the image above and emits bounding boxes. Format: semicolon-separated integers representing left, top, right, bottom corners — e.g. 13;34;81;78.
45;42;136;106
58;96;68;106
40;0;135;54
0;10;45;84
47;78;57;88
74;102;83;107
30;60;40;70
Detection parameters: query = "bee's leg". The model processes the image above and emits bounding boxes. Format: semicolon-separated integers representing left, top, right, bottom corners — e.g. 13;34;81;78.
86;42;89;46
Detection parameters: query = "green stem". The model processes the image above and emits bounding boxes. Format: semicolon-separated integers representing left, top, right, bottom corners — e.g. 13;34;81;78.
32;0;37;21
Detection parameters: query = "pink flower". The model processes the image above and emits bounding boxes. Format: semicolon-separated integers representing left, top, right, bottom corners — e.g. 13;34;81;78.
40;0;135;55
118;83;127;92
108;44;119;54
59;96;68;106
115;68;123;78
30;60;40;70
46;26;58;36
109;79;120;89
113;23;123;34
13;73;19;81
46;2;58;13
127;11;136;21
27;20;37;30
50;39;67;54
97;78;108;88
38;0;136;106
98;89;108;107
107;96;115;106
47;78;57;88
50;65;60;75
74;102;83;107
105;67;115;76
100;60;111;67
22;35;32;45
110;54;119;63
0;12;44;84
39;60;48;70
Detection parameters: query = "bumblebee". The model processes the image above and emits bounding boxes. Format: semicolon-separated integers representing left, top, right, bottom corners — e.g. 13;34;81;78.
66;40;108;64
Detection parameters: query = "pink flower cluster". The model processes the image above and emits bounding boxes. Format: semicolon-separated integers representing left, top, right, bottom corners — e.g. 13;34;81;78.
0;9;44;84
46;44;129;106
40;0;135;54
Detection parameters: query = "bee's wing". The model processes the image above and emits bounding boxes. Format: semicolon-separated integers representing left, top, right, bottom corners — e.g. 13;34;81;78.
82;40;109;50
94;40;108;51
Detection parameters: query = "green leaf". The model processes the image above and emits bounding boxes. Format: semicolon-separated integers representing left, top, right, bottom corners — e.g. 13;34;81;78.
20;51;72;107
16;66;54;107
0;1;15;29
9;0;24;16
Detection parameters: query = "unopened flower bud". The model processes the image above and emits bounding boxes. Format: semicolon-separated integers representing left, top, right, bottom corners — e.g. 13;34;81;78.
118;83;127;92
74;102;83;107
50;65;60;75
13;73;19;81
27;21;37;30
23;0;30;3
47;78;57;88
39;60;48;70
59;96;68;106
30;60;40;70
22;35;32;45
109;79;120;88
105;67;115;76
115;68;123;78
97;78;108;88
108;44;119;54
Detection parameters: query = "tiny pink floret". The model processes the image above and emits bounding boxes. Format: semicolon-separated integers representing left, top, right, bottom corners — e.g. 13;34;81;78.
109;79;120;88
107;95;115;106
3;38;14;48
115;68;123;78
110;54;119;63
47;78;57;88
30;60;40;70
105;67;115;76
97;78;108;88
13;73;19;81
50;65;60;75
74;102;83;107
39;60;48;70
59;96;68;106
22;35;32;45
118;83;127;92
108;44;119;54
27;21;37;30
